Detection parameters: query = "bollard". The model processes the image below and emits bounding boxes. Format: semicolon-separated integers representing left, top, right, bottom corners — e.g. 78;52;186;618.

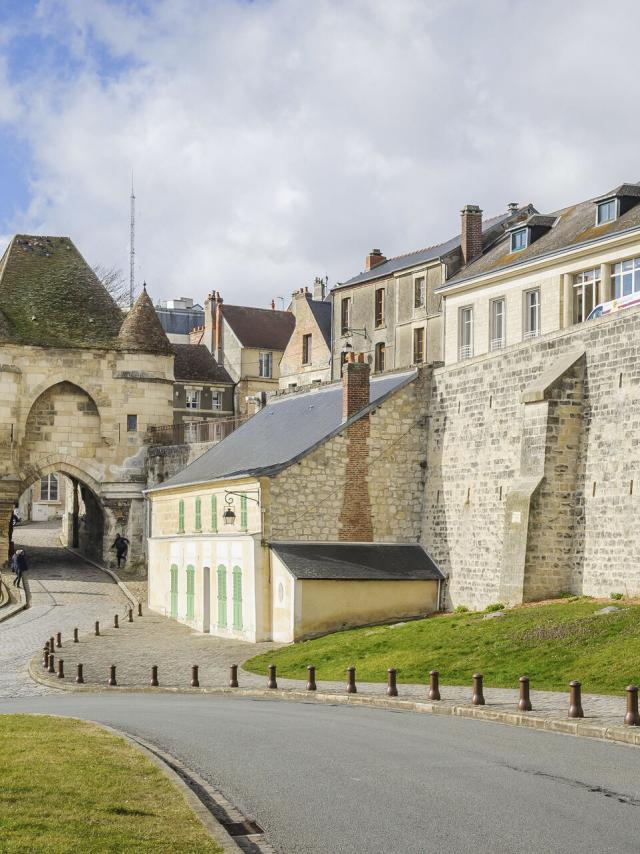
114;614;119;629
624;685;640;726
472;673;485;706
346;666;357;695
267;664;278;690
428;670;441;701
137;602;142;617
387;668;398;698
48;654;55;674
43;643;50;668
518;675;533;712
108;665;117;687
128;607;133;623
191;665;200;688
76;663;84;684
50;636;55;653
95;621;100;637
306;665;317;692
56;632;62;649
73;628;79;643
568;680;584;718
150;665;159;687
229;664;239;688
57;659;64;679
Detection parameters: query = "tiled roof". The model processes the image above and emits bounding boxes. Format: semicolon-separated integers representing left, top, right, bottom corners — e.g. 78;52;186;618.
221;304;295;350
270;542;444;581
173;343;233;384
118;287;173;354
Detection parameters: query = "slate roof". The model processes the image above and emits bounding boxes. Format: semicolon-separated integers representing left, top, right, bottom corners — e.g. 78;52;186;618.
307;298;332;348
221;304;295;350
155;305;205;336
173;343;233;384
118;287;174;354
148;368;418;491
270;542;443;581
0;235;124;348
441;182;640;290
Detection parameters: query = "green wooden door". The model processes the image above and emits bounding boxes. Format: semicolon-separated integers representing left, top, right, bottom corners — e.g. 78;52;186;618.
186;565;195;620
232;566;243;630
217;565;227;628
170;564;178;618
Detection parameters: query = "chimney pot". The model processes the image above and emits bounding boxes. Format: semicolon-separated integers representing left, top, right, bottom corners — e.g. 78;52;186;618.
271;299;275;310
461;204;483;265
365;248;387;272
508;202;518;213
313;276;326;301
342;352;370;420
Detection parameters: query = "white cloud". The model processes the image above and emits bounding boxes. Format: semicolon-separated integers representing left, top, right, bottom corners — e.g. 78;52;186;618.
2;0;640;306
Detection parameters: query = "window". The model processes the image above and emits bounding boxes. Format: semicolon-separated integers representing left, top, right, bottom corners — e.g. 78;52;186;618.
597;199;617;225
341;297;352;334
524;289;541;339
511;228;528;252
612;256;640;298
40;473;58;502
186;565;195;620
217;565;227;628
459;307;473;359
194;496;202;532
375;288;385;327
170;564;178;619
302;333;312;365
126;414;137;432
185;389;201;409
573;269;601;323
374;342;386;372
211;391;222;410
259;351;273;378
240;494;248;531
178;499;185;533
413;327;425;363
490;298;506;351
211;494;218;532
414;277;426;309
232;566;243;630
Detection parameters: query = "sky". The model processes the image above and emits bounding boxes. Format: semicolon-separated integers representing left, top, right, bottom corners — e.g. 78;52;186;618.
1;0;640;308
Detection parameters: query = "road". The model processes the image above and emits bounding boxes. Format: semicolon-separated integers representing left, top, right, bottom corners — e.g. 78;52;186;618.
2;692;639;854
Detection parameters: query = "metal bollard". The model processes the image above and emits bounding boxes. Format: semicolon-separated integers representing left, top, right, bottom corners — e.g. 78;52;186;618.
137;602;142;617
267;664;278;690
346;666;357;695
191;665;200;688
472;673;485;706
113;614;119;629
624;685;640;726
95;621;100;637
518;675;533;712
306;665;317;692
48;654;55;674
128;607;133;623
568;680;584;718
43;644;50;668
108;665;117;687
57;659;64;679
73;628;79;643
387;668;398;697
76;663;84;684
428;670;441;701
49;636;55;653
150;665;159;687
56;632;62;649
229;664;239;688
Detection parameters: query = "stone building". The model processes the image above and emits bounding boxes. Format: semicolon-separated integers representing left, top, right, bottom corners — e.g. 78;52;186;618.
278;279;332;389
171;343;234;436
0;234;174;570
146;356;443;642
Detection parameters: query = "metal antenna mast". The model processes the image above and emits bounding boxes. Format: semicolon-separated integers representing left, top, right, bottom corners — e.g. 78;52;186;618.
129;175;135;308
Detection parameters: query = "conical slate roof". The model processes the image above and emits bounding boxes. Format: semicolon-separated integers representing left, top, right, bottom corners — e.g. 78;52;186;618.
118;286;173;354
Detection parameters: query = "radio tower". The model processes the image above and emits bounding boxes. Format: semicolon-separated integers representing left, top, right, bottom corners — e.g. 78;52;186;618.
129;175;136;308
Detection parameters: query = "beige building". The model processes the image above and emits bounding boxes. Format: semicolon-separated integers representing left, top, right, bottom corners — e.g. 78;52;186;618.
279;279;332;389
146;358;442;642
438;182;640;364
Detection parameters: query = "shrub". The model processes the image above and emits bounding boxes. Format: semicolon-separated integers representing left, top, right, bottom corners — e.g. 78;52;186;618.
610;592;624;600
485;602;505;613
454;605;469;613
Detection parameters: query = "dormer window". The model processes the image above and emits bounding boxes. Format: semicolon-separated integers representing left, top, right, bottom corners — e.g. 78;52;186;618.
511;228;528;252
597;199;617;225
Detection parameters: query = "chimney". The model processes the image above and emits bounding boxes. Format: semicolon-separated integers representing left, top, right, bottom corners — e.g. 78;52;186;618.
342;352;370;421
271;299;275;310
364;249;386;272
460;204;483;265
313;276;326;301
507;202;519;213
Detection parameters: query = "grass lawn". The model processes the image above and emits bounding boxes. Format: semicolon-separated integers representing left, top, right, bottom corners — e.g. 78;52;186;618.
244;598;640;695
0;715;222;854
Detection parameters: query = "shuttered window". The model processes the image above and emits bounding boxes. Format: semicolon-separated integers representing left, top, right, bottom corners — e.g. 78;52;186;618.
178;500;185;533
186;565;195;620
232;566;243;630
217;565;227;628
170;564;178;618
240;494;248;531
195;497;202;532
211;494;218;532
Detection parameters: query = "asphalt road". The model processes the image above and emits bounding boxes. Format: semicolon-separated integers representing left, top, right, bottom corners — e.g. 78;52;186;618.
2;694;639;853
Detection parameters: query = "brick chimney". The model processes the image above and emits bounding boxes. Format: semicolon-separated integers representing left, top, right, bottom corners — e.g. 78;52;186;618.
342;352;370;421
204;291;223;357
364;249;386;272
460;204;483;265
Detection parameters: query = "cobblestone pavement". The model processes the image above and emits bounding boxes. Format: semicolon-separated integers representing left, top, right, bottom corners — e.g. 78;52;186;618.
31;606;631;729
0;522;130;697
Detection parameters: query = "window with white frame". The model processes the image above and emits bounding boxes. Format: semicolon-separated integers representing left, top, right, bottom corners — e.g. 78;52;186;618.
259;351;273;378
414;276;426;309
490;298;505;350
459;307;473;359
597;199;617;225
185;389;201;409
211;391;222;410
612;256;640;299
511;228;528;252
40;473;58;502
573;269;601;323
524;289;541;338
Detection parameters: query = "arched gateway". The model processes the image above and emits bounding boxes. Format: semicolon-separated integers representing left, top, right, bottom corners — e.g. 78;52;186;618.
0;234;175;571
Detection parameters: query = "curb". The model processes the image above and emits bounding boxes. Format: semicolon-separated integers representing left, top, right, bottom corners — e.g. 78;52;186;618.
27;659;640;749
63;547;140;610
0;576;28;624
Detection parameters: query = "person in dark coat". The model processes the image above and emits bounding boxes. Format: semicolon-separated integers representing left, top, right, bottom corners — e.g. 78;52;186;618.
111;534;130;568
12;549;27;588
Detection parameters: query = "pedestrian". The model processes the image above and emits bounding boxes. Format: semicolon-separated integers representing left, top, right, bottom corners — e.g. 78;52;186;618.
11;503;20;528
111;533;130;569
10;551;18;575
12;549;27;588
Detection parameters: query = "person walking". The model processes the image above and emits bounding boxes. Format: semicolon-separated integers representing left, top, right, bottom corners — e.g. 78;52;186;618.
111;534;130;569
12;549;28;588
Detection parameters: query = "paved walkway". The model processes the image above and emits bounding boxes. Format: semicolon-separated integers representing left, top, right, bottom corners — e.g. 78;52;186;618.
0;521;130;697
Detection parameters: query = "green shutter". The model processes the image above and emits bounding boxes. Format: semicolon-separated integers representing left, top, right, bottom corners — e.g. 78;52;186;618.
170;564;178;618
186;565;195;620
178;500;185;533
195;497;202;532
240;494;247;531
217;565;227;628
211;495;217;532
232;566;243;630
